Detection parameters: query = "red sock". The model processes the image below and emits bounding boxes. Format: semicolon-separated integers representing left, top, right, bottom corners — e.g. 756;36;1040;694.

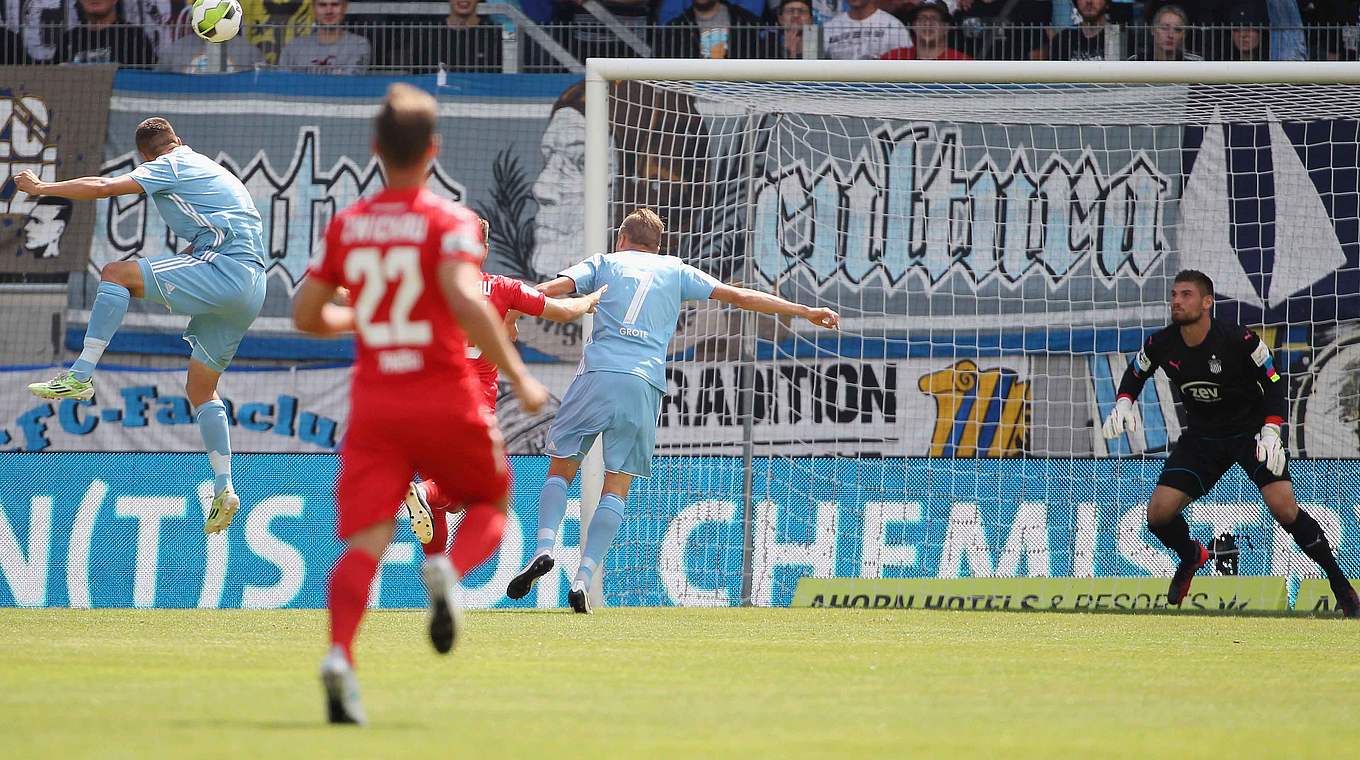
423;506;448;557
328;548;379;665
421;479;453;510
451;505;507;576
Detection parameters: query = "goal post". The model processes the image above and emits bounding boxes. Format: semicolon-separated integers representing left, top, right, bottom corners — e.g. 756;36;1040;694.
582;59;1360;607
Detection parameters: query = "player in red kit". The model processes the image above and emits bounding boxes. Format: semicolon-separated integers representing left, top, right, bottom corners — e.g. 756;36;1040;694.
402;216;604;550
292;84;547;726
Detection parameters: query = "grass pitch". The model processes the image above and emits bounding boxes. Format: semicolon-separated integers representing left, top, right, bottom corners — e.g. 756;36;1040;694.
1;608;1355;759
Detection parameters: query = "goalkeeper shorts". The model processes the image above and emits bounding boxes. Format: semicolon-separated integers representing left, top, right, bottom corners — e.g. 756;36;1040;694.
1157;430;1291;501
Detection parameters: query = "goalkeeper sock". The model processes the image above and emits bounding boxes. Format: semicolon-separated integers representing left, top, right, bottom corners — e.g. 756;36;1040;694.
328;547;379;665
575;494;625;588
1148;514;1199;562
194;400;233;496
71;281;130;381
451;505;506;576
421;479;453;510
1283;509;1347;584
534;476;570;556
422;505;448;557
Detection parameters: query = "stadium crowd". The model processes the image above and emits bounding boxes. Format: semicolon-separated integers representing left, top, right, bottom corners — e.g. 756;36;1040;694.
1;0;1358;71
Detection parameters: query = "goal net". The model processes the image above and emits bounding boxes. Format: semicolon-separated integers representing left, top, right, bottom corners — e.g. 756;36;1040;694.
585;61;1360;607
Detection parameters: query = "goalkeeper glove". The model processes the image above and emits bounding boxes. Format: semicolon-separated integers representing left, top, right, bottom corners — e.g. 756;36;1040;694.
1255;423;1286;477
1101;396;1138;440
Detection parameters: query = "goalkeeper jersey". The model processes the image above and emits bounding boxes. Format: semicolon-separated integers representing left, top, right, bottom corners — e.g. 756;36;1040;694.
1116;318;1286;436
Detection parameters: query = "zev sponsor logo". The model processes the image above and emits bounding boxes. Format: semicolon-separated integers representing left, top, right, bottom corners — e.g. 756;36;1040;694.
1181;381;1222;402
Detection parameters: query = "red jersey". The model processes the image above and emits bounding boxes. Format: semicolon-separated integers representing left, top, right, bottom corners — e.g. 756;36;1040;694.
308;187;485;405
881;47;972;61
468;273;546;409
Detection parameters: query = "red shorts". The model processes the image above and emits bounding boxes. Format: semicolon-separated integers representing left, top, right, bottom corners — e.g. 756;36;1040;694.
336;395;509;539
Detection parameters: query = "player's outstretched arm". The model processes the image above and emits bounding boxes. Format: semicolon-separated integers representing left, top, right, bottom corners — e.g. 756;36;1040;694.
440;259;548;414
535;275;578;298
13;170;143;201
540;286;607;323
292;278;357;336
709;283;839;329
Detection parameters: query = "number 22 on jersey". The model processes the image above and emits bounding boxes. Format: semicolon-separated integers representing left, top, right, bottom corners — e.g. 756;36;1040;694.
344;245;433;348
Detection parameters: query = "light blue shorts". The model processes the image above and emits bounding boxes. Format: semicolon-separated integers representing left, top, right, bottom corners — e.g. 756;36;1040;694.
545;371;663;478
138;251;266;372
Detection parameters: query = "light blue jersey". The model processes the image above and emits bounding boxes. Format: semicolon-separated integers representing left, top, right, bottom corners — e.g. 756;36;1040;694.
130;145;265;268
561;250;721;392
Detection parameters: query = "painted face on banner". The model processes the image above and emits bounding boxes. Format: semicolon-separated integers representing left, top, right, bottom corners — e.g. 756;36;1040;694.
22;198;72;258
531;107;587;279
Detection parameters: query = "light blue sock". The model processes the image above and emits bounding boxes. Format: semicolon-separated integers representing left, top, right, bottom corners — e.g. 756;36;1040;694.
535;476;570;556
195;400;233;496
575;494;625;588
70;281;130;381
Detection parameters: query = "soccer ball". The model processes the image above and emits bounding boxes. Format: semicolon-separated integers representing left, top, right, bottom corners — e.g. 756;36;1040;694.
191;0;243;44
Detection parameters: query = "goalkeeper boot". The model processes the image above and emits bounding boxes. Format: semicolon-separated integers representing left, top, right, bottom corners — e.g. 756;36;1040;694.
1167;542;1209;605
27;370;94;401
321;646;367;726
567;581;592;615
506;553;555;600
421;554;462;654
404;482;434;545
204;487;239;535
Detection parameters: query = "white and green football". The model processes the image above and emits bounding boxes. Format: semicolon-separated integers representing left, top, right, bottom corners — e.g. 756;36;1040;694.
191;0;243;44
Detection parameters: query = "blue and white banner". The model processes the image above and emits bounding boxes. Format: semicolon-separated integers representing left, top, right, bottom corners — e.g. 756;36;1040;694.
0;365;346;453
3;454;1358;609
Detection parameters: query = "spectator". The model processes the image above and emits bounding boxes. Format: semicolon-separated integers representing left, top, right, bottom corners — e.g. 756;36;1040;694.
1047;0;1113;59
2;25;32;64
398;0;503;72
952;0;1052;61
882;0;972;59
824;0;912;59
1224;5;1270;60
1129;4;1202;59
60;0;157;65
244;0;315;65
777;0;814;57
120;0;181;60
656;0;774;58
768;0;847;24
658;0;767;24
279;0;370;74
555;0;655;62
1299;0;1353;60
1141;1;1241;59
159;33;264;72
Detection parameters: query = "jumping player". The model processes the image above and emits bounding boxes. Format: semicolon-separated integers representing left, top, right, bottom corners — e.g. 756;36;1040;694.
506;208;839;612
14;118;267;535
401;217;604;550
292;83;548;724
1102;269;1359;616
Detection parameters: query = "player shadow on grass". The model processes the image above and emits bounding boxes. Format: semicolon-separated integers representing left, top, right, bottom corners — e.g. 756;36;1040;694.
168;718;430;731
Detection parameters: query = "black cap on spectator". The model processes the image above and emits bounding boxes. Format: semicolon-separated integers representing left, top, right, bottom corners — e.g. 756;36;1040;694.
1226;6;1267;27
908;0;952;23
779;0;811;12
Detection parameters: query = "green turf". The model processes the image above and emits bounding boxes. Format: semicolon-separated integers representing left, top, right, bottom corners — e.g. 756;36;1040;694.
1;608;1355;759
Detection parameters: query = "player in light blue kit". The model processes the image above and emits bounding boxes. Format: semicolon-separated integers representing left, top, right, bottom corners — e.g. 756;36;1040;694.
505;209;840;612
14;118;267;535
